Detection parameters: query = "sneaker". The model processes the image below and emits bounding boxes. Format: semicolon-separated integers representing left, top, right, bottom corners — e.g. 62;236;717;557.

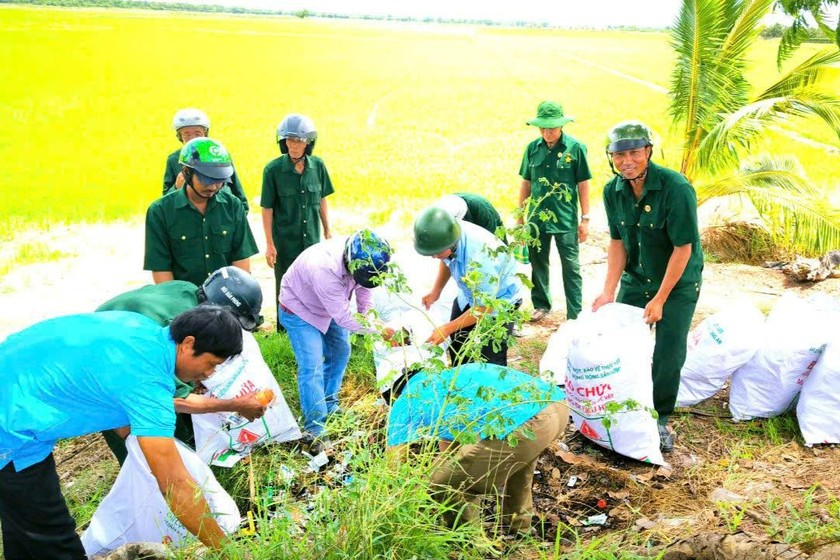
530;309;550;323
658;424;674;452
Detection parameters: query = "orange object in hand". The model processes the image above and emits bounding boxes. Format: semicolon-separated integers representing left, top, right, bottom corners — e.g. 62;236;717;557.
255;389;275;406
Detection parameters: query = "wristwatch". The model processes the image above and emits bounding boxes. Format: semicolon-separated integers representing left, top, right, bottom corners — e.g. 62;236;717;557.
580;214;591;221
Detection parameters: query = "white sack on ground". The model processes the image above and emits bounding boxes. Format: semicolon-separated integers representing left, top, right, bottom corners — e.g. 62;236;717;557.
676;302;765;407
193;330;301;467
539;320;574;386
81;436;240;556
729;294;832;421
798;339;840;445
565;303;664;465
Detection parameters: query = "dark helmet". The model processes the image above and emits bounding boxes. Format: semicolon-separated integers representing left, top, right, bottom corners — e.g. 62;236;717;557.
344;230;391;289
276;114;317;156
199;267;264;331
605;120;654;154
413;206;462;256
179;137;234;181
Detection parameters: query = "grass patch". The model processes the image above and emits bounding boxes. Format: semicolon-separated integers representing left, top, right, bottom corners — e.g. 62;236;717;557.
0;240;71;277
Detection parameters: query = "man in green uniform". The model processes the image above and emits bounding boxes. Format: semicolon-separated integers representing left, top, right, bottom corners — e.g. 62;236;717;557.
145;137;259;287
261;114;334;331
592;120;704;452
96;266;267;464
434;193;504;236
163;108;249;212
518;101;592;323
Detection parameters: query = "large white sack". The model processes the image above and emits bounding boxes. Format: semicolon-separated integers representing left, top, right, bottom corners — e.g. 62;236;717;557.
193;330;301;467
798;340;840;445
81;436;240;556
565;303;664;465
676;302;765;407
539;320;574;385
729;294;832;420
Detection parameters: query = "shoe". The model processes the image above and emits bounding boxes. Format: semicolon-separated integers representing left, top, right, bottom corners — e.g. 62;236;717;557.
658;424;674;452
302;434;331;455
512;324;525;338
530;309;549;323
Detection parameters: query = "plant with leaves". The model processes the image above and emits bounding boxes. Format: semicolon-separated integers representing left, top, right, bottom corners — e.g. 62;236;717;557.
670;0;840;255
774;0;840;67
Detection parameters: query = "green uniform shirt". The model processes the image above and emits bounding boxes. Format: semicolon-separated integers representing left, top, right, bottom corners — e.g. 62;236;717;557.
144;188;259;288
455;192;503;235
519;133;592;234
96;281;199;398
163;149;250;213
603;161;704;291
260;154;334;269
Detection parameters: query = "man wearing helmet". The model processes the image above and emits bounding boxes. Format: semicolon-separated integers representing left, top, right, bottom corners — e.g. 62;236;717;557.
517;100;592;323
261;113;334;331
145;137;259;288
592;120;704;452
279;230;394;452
95;267;270;464
164;108;249;212
414;207;522;367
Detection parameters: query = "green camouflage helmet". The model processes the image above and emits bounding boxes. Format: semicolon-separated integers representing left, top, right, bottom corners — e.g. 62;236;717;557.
179;137;234;180
413;206;462;256
605;120;654;153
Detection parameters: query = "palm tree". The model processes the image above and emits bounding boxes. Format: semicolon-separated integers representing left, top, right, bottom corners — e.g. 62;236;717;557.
669;0;840;255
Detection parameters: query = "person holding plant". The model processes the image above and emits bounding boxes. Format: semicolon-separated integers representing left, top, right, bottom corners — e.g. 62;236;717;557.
592;120;704;452
414;206;522;366
163;108;249;211
385;362;568;536
517;100;592;323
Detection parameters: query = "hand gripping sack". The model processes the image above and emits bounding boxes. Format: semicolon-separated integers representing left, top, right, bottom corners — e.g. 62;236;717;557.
193;330;301;467
539;320;574;386
565;303;664;465
676;301;765;407
729;294;831;420
81;436;240;556
797;339;840;445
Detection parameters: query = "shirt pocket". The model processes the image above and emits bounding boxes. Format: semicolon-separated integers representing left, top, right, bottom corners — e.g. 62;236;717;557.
169;228;202;259
302;173;322;204
639;213;669;246
210;224;234;255
275;184;299;225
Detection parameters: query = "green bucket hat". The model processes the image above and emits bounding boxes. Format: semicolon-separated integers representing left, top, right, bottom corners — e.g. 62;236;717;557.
526;101;575;128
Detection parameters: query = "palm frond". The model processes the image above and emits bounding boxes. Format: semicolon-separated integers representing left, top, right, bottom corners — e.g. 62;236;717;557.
777;15;811;69
760;48;840;99
697;165;817;204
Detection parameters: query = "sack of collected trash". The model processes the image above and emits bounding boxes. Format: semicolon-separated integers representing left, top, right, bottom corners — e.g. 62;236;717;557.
676;302;765;407
797;339;840;445
81;436;240;556
193;330;301;467
539;320;574;386
729;294;833;420
565;303;664;465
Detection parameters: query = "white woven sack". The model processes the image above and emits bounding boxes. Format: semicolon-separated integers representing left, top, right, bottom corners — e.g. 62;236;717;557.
539;320;575;386
565;303;663;465
729;294;831;420
81;436;240;556
797;340;840;445
676;302;765;407
193;330;301;467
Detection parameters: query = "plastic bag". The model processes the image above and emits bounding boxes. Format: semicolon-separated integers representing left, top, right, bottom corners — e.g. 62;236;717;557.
676;302;765;407
729;294;832;420
539;320;574;386
81;436;240;556
193;330;301;467
797;339;840;445
565;303;664;465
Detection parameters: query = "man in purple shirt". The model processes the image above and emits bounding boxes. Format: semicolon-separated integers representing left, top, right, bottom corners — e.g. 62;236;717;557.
279;230;393;451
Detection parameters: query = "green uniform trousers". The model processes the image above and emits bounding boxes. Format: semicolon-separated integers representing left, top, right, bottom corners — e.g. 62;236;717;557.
430;401;568;533
530;230;582;319
618;280;701;417
102;412;195;466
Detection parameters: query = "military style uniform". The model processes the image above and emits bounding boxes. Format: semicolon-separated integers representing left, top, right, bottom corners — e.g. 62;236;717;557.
455;192;503;235
260;154;334;309
95;281;201;463
603;161;704;417
519;133;591;319
144;188;259;287
163;149;250;212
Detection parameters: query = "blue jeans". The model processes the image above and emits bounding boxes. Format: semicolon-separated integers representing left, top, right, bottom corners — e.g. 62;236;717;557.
280;307;351;437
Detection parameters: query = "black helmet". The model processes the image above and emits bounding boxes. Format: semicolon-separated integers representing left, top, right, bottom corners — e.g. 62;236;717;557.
344;230;392;289
199;267;264;331
276;113;317;156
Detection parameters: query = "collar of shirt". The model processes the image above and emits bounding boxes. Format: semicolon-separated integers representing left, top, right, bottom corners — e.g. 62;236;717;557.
172;184;217;212
616;161;664;197
541;133;567;153
278;154;310;173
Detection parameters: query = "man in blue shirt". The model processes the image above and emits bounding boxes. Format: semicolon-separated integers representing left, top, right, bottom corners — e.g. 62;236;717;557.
386;363;567;535
0;306;243;559
414;206;522;366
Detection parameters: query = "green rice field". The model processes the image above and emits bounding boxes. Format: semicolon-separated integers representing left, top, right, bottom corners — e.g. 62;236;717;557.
1;5;838;238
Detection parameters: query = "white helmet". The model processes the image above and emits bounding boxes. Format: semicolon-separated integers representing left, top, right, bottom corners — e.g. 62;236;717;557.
172;108;210;132
434;194;468;221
